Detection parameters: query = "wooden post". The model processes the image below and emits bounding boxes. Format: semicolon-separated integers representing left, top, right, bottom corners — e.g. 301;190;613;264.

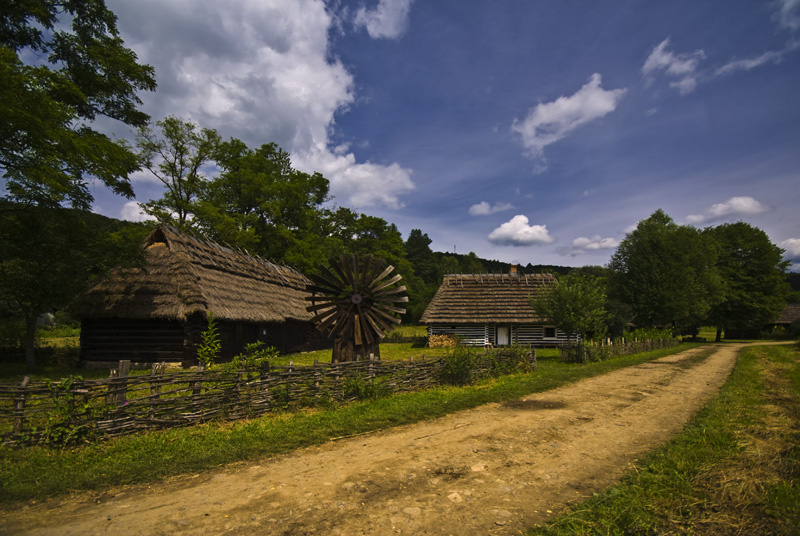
115;360;131;407
149;362;164;418
13;375;30;435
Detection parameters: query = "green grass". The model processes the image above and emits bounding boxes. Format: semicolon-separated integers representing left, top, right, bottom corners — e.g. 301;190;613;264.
525;343;800;536
0;343;699;504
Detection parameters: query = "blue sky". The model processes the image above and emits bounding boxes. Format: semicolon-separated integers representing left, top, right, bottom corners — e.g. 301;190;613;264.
89;0;800;269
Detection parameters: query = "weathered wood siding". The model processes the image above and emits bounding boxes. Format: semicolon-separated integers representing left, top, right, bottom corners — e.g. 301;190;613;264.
428;323;576;347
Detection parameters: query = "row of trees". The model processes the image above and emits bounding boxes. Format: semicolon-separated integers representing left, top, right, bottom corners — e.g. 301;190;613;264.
534;210;792;342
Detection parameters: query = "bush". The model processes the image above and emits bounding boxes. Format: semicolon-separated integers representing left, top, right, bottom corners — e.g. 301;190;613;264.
342;373;389;401
215;342;278;373
440;346;476;385
196;312;221;367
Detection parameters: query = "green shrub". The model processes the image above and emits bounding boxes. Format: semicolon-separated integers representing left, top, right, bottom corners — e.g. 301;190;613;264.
216;342;278;373
196;312;221;368
342;373;389;401
440;346;476;385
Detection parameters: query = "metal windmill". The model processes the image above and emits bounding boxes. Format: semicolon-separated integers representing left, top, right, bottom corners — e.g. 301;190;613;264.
305;254;407;362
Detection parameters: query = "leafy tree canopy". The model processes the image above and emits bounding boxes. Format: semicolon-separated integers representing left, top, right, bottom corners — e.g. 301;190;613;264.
608;209;721;331
530;273;609;340
1;0;156;208
705;222;790;339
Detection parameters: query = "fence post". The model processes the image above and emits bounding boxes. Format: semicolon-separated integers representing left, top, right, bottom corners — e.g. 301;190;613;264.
149;362;164;418
13;375;30;436
112;360;131;407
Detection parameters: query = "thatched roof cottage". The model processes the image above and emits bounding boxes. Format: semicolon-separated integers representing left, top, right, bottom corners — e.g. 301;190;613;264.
77;225;325;365
420;267;575;347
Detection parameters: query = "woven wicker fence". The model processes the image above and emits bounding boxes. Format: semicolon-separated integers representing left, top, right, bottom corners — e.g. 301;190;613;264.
558;338;681;364
0;349;535;447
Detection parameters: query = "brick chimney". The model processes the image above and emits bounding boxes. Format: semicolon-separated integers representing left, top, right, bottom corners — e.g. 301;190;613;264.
510;264;519;276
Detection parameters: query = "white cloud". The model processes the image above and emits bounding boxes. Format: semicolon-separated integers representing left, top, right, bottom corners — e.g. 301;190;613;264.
487;215;555;246
776;0;800;31
715;41;800;76
354;0;415;39
511;74;626;166
642;38;705;94
120;201;156;222
558;235;620;256
686;196;772;224
781;238;800;261
109;0;414;210
468;201;515;216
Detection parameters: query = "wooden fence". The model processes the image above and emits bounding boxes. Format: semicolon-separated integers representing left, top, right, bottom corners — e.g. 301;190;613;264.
558;338;681;363
0;349;535;447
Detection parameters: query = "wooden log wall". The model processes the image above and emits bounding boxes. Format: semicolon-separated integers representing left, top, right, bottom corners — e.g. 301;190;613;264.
0;349;536;447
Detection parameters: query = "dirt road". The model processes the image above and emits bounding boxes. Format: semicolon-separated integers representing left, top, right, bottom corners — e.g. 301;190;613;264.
1;344;747;535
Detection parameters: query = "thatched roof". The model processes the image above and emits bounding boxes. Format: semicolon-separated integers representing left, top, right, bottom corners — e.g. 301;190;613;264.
420;273;556;324
78;225;312;323
775;303;800;325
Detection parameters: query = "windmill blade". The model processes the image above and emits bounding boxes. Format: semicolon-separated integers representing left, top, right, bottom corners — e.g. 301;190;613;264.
364;312;386;339
372;306;402;325
317;307;345;334
374;295;409;303
368;265;395;289
339;254;356;285
317;263;348;289
357;305;375;345
365;309;394;333
329;304;354;339
306;301;339;313
306;284;342;296
374;285;407;297
358;255;374;287
309;271;345;293
365;257;386;284
375;303;407;315
309;307;339;327
372;274;403;293
327;256;350;286
304;295;339;303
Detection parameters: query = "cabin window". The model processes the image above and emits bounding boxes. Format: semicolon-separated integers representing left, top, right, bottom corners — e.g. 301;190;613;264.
544;326;557;339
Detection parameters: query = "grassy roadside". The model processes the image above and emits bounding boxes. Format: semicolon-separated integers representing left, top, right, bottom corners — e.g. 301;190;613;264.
0;343;701;505
526;344;800;535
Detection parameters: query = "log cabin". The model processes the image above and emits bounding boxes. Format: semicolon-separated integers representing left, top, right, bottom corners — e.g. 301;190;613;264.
420;266;576;347
76;225;326;365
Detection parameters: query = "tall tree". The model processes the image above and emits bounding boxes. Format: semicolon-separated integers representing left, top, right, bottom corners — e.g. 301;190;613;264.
1;0;156;208
405;229;440;286
0;204;147;370
136;116;220;229
608;210;720;331
530;273;610;340
197;139;329;264
705;222;790;340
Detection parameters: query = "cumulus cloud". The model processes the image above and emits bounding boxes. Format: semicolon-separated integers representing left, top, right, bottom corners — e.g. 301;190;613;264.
511;74;626;167
642;38;705;94
120;201;156;222
781;238;800;263
685;196;772;224
108;0;414;209
487;215;555;246
558;235;620;256
354;0;415;39
468;201;515;216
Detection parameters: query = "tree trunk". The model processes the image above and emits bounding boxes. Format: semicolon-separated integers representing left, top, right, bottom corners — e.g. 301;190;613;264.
715;328;722;343
24;314;38;372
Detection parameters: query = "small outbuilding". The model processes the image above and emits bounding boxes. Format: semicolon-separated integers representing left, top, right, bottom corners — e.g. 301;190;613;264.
77;225;325;365
420;267;576;347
